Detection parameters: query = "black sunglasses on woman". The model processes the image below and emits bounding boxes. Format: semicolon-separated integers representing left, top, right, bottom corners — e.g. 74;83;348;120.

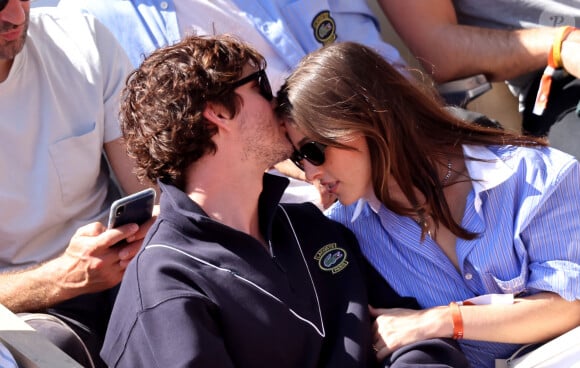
290;140;327;170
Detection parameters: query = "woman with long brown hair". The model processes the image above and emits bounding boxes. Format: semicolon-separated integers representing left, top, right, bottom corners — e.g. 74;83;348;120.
276;41;580;368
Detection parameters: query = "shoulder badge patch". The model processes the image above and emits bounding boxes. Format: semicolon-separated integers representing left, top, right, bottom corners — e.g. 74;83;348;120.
311;11;337;46
314;243;348;274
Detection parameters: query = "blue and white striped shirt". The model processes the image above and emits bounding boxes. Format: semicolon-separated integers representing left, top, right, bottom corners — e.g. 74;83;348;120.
326;144;580;368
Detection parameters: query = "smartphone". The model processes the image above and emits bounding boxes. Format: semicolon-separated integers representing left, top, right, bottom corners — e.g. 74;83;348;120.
107;188;156;229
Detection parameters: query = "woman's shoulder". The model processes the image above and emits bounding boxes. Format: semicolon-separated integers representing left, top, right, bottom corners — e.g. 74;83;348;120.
480;145;580;193
468;144;577;177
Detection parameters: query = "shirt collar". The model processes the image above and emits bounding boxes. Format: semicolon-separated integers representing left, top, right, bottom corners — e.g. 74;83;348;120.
351;193;381;222
462;144;514;195
157;173;290;240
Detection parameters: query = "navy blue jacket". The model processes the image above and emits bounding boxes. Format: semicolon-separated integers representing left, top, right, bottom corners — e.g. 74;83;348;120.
101;174;418;367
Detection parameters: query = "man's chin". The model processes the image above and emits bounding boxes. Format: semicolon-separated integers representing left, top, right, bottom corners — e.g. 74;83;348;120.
0;17;29;60
0;39;26;60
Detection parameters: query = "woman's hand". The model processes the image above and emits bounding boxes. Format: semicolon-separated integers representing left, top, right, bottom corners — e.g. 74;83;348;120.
369;305;451;361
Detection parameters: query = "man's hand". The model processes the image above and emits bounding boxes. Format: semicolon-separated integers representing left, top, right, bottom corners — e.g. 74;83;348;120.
53;222;140;297
0;220;143;313
369;305;449;361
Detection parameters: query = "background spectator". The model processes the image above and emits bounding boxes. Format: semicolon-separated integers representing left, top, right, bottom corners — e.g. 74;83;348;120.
0;2;153;366
378;0;580;156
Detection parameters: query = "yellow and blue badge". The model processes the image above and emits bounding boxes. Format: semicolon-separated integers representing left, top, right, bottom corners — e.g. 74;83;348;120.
311;11;337;46
314;243;348;274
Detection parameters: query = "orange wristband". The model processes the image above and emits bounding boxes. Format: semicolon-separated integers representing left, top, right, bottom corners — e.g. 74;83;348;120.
551;26;576;69
534;26;576;116
449;302;464;340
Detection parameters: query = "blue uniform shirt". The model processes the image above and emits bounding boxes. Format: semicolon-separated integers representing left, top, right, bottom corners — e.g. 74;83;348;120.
57;0;406;71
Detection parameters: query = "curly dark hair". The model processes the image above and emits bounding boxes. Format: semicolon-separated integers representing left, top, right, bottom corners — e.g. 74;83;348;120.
120;34;266;188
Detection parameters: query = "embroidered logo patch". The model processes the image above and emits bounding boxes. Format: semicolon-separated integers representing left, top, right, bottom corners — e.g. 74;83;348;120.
311;11;337;46
314;243;348;274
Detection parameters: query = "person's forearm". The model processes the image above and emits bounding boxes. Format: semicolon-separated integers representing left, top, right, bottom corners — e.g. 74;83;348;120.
372;293;580;360
449;292;580;343
400;25;557;83
378;0;559;83
0;222;140;313
0;261;70;313
425;26;557;83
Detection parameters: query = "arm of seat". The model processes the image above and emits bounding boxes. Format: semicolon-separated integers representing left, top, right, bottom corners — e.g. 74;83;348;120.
0;304;82;368
437;74;492;108
495;326;580;368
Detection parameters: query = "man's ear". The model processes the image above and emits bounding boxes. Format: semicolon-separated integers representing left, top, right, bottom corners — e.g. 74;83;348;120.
203;102;232;132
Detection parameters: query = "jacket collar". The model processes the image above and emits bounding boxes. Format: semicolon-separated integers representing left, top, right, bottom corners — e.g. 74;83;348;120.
158;173;290;242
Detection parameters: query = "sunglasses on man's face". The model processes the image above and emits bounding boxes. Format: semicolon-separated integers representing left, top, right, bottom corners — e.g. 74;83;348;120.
290;141;327;171
230;69;273;101
0;0;30;12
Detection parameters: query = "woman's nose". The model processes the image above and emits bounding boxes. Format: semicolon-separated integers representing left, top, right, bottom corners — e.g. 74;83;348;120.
303;161;323;183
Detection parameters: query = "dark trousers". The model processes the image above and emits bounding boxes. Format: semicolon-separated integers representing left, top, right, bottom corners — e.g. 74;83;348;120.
20;286;118;368
384;338;470;368
522;70;580;137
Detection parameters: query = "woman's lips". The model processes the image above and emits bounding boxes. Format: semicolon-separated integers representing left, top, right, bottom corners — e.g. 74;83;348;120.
323;181;338;195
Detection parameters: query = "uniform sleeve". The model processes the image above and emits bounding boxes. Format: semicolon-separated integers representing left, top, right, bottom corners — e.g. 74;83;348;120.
522;161;580;301
330;0;407;71
58;0;180;67
104;296;236;368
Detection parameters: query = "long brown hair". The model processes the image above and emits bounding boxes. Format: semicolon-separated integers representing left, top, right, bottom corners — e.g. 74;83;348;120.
276;41;546;239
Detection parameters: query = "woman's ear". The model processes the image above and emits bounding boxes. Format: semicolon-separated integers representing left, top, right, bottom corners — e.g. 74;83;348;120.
203;102;232;132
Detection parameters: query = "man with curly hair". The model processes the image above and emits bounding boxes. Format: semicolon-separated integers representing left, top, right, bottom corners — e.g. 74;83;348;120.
100;34;468;368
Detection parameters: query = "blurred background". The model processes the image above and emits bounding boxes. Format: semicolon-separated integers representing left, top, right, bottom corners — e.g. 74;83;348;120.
32;0;524;133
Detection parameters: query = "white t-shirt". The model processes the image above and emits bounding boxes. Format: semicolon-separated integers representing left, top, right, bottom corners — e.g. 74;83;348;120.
0;9;132;268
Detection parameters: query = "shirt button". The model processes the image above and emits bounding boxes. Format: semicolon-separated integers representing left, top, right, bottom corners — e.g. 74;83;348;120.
464;273;473;280
160;1;169;9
